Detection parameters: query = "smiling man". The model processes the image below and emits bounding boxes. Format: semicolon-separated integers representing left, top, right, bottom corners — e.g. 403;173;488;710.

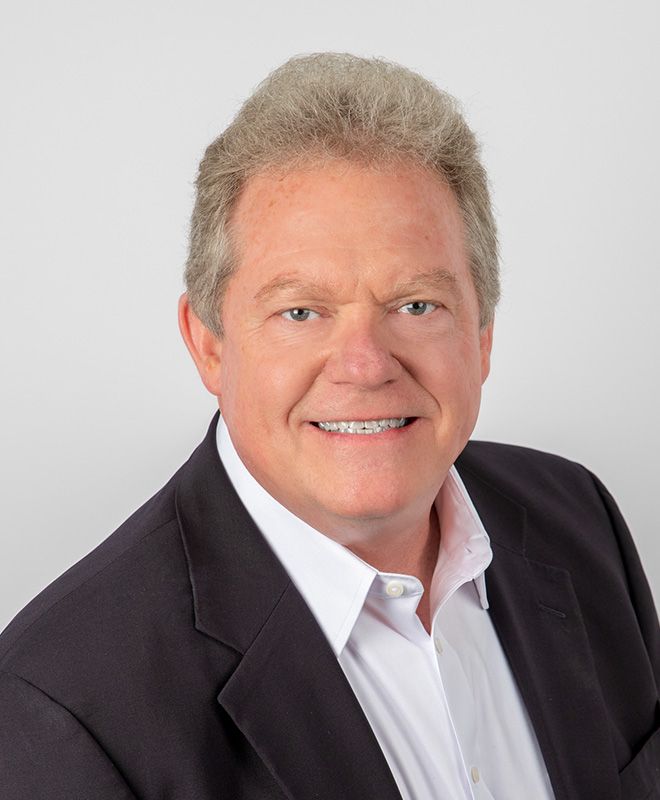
179;160;492;634
1;54;659;800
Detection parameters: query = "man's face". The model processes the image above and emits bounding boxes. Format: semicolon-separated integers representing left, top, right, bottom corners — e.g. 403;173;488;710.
208;160;492;537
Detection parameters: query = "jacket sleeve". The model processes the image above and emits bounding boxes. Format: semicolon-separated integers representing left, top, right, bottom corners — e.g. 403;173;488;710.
589;471;660;696
0;671;138;800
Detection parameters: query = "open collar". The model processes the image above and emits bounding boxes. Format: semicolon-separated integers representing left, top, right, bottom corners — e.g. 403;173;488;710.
216;414;491;656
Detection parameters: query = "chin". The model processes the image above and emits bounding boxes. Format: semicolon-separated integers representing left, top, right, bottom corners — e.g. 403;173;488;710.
314;486;418;525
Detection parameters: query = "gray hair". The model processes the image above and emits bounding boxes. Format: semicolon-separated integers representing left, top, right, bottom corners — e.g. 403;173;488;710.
185;53;499;335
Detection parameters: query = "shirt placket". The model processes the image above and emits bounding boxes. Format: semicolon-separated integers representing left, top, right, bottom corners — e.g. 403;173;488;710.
430;610;494;800
376;575;485;800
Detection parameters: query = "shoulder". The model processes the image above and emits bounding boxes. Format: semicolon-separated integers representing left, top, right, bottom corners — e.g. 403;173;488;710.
458;439;588;480
0;462;186;682
456;439;600;511
455;440;630;573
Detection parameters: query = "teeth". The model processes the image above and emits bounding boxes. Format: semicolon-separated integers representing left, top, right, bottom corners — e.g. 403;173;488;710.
316;418;408;434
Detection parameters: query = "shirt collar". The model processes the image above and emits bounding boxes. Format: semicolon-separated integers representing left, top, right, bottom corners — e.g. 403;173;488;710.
216;415;491;656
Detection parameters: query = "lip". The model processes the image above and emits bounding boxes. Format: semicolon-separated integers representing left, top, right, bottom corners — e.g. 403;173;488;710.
307;417;419;437
308;416;415;425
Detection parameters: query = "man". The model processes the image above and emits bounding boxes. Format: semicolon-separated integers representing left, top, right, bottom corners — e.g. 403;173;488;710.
0;53;658;799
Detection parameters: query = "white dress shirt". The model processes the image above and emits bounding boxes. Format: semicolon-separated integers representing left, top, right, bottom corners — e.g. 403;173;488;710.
217;417;555;800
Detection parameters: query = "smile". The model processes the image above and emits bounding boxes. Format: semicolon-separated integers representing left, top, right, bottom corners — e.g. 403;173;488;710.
312;418;412;434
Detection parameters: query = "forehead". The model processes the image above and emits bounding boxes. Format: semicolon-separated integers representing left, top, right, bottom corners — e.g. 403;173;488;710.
229;159;470;291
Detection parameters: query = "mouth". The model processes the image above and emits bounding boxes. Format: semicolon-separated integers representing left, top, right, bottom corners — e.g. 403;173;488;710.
310;417;416;434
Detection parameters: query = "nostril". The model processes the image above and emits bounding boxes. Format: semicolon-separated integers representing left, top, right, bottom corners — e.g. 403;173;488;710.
324;345;402;388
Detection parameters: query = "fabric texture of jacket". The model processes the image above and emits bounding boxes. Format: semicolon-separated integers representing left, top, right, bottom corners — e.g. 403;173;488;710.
1;413;658;799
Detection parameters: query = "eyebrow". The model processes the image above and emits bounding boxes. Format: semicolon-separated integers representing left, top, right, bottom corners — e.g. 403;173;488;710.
254;276;332;304
253;268;462;304
389;269;462;300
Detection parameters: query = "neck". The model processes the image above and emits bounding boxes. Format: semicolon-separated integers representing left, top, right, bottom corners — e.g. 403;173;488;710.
347;506;440;634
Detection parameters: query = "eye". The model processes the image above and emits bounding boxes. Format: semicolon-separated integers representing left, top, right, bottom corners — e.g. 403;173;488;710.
397;301;437;316
281;308;320;322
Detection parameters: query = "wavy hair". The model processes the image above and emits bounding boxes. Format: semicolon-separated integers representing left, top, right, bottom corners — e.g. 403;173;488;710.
185;53;499;335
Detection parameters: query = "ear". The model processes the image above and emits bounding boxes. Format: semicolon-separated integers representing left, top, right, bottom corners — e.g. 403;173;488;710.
479;320;494;384
178;293;224;397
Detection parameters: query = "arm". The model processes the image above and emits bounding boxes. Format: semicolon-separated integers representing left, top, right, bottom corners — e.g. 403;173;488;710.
0;671;139;800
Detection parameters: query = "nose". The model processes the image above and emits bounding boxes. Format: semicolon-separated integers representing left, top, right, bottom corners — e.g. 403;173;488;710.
323;314;402;388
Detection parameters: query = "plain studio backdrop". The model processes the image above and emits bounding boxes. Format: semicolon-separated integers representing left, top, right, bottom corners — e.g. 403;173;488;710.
1;0;658;629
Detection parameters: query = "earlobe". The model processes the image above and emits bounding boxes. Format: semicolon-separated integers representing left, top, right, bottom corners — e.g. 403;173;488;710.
177;293;224;397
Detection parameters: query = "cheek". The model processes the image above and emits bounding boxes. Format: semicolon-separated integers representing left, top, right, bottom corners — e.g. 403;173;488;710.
421;334;475;378
220;342;316;429
217;339;257;415
414;338;485;407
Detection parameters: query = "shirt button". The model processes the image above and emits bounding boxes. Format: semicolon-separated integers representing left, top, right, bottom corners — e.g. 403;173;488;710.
385;580;404;597
434;637;443;655
471;766;480;784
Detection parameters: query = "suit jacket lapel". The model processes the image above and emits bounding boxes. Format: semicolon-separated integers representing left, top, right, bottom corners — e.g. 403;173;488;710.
175;414;402;800
218;581;403;799
458;461;620;800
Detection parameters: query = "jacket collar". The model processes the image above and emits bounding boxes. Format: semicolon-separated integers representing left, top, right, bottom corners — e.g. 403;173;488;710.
174;412;290;653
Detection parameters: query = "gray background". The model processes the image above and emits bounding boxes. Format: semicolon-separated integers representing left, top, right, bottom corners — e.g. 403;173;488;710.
1;0;658;629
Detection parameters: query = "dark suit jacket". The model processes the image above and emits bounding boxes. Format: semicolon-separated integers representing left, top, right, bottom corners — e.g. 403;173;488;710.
1;413;658;799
